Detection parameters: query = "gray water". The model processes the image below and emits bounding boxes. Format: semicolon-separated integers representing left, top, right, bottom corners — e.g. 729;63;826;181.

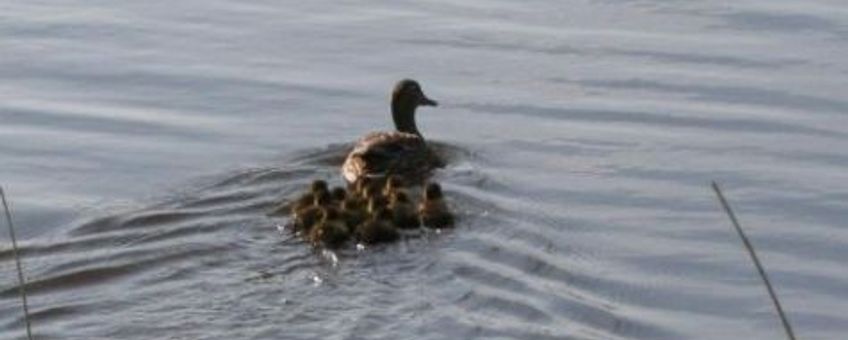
2;1;848;339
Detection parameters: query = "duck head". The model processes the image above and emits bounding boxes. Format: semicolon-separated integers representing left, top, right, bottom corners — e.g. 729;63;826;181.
392;79;438;136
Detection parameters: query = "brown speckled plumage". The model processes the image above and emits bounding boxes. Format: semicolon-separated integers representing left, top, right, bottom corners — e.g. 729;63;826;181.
342;79;442;184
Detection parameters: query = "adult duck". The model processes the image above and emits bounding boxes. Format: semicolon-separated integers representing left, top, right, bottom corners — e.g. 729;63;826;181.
341;79;442;184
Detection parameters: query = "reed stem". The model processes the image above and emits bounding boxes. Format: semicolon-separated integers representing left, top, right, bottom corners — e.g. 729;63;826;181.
1;186;33;340
711;181;796;340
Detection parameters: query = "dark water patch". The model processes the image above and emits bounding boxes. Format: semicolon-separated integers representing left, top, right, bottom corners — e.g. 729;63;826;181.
123;216;246;247
19;301;99;325
68;209;204;236
456;288;552;322
0;229;152;263
0;244;229;298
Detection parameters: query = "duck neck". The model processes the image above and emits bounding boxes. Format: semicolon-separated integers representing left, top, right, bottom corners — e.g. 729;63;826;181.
392;101;422;137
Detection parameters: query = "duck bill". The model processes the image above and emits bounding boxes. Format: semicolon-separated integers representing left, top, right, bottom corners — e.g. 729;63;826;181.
419;95;438;107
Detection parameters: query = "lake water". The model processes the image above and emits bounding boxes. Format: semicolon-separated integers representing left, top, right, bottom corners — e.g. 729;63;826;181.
2;1;848;339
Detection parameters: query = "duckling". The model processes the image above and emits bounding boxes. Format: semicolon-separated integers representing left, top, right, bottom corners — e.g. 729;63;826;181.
389;191;419;229
349;177;372;199
382;175;409;198
341;197;367;232
357;208;399;244
418;182;454;228
290;192;315;215
293;191;332;233
277;179;328;217
309;207;350;248
310;179;329;196
330;186;347;204
362;181;386;202
367;195;389;216
342;79;442;184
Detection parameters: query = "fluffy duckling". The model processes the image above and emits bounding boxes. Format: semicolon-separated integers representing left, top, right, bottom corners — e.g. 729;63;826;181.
293;191;332;233
418;183;454;228
310;180;329;196
330;186;347;204
350;177;372;199
309;207;350;248
367;195;389;216
289;192;315;215
389;191;419;229
362;181;386;202
341;197;367;232
382;175;409;198
276;179;328;216
357;208;399;244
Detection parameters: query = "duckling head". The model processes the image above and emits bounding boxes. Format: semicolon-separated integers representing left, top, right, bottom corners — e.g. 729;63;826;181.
392;79;438;136
424;182;444;201
310;180;329;195
330;186;347;202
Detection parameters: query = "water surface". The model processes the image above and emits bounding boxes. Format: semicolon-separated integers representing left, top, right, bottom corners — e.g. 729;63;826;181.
2;1;848;339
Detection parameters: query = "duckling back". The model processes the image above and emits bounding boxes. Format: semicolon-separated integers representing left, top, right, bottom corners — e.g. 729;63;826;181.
390;191;419;229
357;208;399;244
310;207;350;249
419;182;454;228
